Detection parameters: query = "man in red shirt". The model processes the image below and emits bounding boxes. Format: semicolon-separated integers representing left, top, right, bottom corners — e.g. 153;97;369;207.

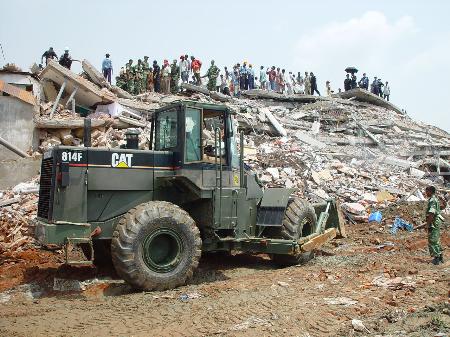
190;56;202;85
266;66;277;91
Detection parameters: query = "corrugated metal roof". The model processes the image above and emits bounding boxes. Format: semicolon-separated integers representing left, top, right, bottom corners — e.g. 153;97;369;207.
0;79;36;106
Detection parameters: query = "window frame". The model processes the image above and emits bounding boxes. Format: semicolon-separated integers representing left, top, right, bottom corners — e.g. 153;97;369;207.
183;107;203;163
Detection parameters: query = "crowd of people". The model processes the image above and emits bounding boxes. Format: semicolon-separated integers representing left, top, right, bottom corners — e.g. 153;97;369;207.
344;72;391;101
39;47;392;101
113;55;327;98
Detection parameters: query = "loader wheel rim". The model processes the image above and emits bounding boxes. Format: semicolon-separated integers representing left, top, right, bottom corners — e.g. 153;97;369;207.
142;228;183;273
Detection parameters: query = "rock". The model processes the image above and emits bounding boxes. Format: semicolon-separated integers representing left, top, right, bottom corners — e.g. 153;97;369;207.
343;202;366;215
266;168;280;180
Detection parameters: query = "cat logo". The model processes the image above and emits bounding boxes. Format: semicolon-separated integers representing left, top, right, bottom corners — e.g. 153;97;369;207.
111;153;133;168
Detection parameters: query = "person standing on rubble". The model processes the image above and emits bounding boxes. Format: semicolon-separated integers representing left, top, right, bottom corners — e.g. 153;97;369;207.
41;47;58;65
102;53;113;84
247;64;255;90
304;71;311;95
116;67;126;89
231;68;239;96
344;74;352;91
267;66;276;91
190;56;202;85
309;72;320;96
142;56;150;92
326;81;333;96
259;66;267;90
371;77;379;95
359;73;369;90
170;59;180;94
179;56;189;85
146;66;154;92
351;74;357;89
239;63;248;90
59;48;73;69
383;81;390;101
202;60;220;91
125;59;135;94
377;79;384;97
161;60;171;94
153;60;161;93
134;59;144;94
425;186;444;265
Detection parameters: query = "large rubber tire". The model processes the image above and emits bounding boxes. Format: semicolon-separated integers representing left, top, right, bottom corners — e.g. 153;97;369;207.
272;198;318;267
111;201;202;291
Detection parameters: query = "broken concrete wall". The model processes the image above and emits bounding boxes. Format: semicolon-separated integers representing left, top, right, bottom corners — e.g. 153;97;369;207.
0;71;42;100
0;96;38;160
0;156;41;189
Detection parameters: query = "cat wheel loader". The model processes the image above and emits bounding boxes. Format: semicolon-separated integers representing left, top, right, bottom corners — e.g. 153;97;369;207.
35;101;345;290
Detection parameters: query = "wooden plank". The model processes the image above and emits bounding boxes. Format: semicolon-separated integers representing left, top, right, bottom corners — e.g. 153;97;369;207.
301;228;337;252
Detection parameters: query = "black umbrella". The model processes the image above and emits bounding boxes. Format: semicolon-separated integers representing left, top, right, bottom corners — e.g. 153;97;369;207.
345;67;358;74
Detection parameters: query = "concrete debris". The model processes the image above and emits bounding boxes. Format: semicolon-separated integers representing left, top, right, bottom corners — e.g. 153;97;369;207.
1;55;450;258
371;275;416;290
351;318;370;333
0;176;39;253
335;87;403;114
324;297;358;306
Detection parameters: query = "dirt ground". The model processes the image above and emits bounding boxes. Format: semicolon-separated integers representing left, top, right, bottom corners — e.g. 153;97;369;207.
0;223;449;337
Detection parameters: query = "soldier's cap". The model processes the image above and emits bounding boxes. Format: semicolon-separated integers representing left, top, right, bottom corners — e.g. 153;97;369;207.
129;59;133;62
144;56;149;59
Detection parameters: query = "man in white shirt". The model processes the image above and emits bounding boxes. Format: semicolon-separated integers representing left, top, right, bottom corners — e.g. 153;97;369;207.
179;56;189;84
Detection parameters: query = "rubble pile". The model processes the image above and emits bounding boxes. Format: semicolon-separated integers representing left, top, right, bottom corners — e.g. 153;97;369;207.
231;98;450;224
1;59;449;255
0;178;39;253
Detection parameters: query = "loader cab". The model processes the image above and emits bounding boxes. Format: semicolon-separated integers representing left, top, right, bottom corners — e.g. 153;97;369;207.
152;101;240;188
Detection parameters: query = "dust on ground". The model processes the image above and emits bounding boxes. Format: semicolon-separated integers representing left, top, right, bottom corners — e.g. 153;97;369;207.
0;223;448;337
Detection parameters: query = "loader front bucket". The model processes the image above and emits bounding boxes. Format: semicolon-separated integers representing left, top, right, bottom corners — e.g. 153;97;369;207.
312;199;346;238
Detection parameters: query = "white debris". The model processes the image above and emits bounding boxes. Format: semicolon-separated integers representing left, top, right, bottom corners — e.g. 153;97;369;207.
324;297;358;306
351;319;370;332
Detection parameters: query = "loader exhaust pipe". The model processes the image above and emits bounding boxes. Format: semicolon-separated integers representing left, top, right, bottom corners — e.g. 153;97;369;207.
83;118;91;147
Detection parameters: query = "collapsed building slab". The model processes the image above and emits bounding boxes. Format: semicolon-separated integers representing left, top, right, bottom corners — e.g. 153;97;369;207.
39;60;115;108
242;89;328;103
334;88;403;114
81;59;132;99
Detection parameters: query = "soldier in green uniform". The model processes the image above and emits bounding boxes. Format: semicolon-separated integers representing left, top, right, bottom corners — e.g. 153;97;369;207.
134;59;144;95
425;186;444;265
170;59;180;94
125;59;135;94
116;67;126;89
142;56;150;93
202;60;220;91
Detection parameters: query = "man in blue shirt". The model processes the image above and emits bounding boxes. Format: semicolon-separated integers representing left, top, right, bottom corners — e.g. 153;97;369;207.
102;53;113;84
239;63;248;90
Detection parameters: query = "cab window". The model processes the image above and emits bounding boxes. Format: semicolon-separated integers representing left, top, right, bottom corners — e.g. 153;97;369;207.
155;109;178;150
185;108;202;162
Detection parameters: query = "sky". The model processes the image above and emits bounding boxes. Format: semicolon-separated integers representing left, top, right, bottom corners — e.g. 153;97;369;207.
1;0;449;131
